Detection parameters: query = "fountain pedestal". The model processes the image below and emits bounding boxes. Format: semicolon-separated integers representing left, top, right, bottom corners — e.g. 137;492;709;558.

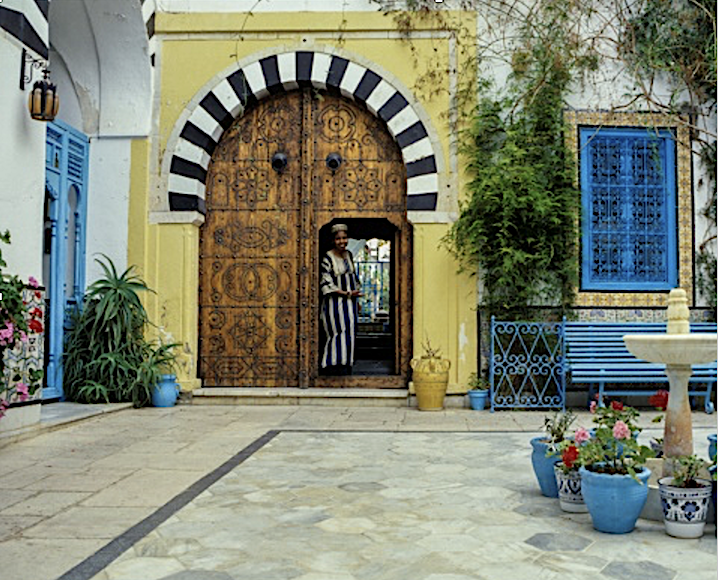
623;289;717;522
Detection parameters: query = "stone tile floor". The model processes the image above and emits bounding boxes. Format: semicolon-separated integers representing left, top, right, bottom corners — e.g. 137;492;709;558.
0;403;715;580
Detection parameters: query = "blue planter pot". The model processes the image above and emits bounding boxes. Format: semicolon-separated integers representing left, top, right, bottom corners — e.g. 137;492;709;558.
579;465;651;534
151;374;180;408
468;389;489;411
707;434;716;461
530;437;561;498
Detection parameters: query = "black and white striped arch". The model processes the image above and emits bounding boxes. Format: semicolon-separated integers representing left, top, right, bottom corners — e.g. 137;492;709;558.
0;0;49;59
167;51;441;214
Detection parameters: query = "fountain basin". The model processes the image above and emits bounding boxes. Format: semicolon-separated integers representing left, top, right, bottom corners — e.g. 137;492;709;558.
623;334;718;365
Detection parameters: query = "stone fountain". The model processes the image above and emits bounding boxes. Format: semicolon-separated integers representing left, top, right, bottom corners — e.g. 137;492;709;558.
622;288;718;520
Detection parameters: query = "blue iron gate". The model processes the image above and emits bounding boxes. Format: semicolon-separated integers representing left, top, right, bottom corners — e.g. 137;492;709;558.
489;316;566;411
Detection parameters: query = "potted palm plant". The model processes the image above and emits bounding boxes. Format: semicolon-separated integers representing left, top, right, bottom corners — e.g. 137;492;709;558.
658;454;713;538
530;410;576;498
63;256;179;408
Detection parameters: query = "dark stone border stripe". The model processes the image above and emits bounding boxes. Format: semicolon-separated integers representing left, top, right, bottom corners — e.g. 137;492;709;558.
326;56;349;88
406;155;437;178
227;69;257;108
56;430;280;580
396;121;428;148
199;93;233;131
169;192;207;213
0;6;48;59
34;0;49;19
407;193;437;210
171;156;207;183
145;12;155;39
353;69;382;102
378;92;409;122
296;51;314;84
260;55;283;94
180;122;217;156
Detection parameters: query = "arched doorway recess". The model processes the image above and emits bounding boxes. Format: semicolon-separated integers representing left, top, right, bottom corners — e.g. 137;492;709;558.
198;89;411;389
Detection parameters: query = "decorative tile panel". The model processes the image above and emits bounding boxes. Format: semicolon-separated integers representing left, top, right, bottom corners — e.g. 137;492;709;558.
565;111;693;307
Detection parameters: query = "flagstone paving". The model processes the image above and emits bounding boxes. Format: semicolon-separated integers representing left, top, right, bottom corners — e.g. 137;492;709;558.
0;404;715;580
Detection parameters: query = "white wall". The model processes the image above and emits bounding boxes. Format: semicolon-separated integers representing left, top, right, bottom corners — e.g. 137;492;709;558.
85;138;131;283
0;37;46;283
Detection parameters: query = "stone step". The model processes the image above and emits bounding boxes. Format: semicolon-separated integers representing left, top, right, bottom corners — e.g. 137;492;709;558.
191;387;411;407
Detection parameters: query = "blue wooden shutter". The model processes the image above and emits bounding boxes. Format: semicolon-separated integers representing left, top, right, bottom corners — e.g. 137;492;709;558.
44;121;89;400
580;127;678;291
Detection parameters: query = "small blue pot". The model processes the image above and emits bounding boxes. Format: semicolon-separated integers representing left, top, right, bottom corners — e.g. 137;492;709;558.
530;437;561;498
151;374;180;408
579;465;651;534
468;389;489;411
708;434;716;461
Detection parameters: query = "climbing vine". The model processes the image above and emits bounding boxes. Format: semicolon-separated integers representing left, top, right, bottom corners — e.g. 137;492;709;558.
374;0;716;318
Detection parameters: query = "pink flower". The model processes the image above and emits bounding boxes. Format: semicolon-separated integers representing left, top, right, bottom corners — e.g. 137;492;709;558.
613;420;631;440
589;401;597;414
27;276;39;288
574;427;591;445
18;331;28;343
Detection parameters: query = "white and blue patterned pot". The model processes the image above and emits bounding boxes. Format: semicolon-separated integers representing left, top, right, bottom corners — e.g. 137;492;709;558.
658;477;712;539
554;464;588;513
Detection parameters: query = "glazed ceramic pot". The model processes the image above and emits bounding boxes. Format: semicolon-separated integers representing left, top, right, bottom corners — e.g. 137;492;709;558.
530;437;560;498
579;465;651;534
151;374;180;407
467;389;489;411
554;463;588;513
658;476;712;539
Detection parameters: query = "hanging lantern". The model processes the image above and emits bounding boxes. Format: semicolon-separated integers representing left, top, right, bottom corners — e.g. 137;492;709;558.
28;70;60;122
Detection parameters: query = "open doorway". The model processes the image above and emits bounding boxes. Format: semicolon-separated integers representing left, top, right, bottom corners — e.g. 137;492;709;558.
317;219;399;377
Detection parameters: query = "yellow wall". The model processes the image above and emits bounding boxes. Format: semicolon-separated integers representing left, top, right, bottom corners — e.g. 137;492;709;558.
131;10;478;392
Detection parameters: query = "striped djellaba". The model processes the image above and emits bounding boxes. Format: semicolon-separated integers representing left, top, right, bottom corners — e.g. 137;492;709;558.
320;250;360;369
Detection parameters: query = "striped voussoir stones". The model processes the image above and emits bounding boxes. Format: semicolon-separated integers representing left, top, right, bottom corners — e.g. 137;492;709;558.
167;50;440;214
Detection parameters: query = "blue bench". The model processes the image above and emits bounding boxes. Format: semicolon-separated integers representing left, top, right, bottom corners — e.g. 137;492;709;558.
564;321;717;414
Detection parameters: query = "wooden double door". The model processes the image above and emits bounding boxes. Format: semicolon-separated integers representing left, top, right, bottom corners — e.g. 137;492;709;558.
199;89;411;388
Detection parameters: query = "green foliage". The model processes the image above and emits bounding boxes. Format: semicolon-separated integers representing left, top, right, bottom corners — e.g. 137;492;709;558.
669;454;711;488
621;0;716;109
63;256;178;408
577;424;655;479
0;231;44;409
443;84;579;318
467;372;489;390
542;410;576;446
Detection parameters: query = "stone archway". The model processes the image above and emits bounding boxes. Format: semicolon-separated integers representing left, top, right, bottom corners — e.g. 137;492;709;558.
163;49;442;217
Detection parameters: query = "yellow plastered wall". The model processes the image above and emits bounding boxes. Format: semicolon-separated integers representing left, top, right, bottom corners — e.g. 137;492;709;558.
133;10;477;392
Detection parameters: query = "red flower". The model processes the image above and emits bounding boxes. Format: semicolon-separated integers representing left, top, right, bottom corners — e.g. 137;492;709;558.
34;291;42;299
30;307;43;318
648;390;669;411
610;401;624;411
28;319;43;334
562;444;579;469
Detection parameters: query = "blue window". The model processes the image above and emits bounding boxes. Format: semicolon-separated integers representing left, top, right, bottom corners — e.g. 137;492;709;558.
580;126;678;291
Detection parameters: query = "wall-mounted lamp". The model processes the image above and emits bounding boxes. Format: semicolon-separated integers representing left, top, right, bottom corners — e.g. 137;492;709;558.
20;48;59;122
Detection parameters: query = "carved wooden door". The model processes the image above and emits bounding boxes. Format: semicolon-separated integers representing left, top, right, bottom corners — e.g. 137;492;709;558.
199;89;409;388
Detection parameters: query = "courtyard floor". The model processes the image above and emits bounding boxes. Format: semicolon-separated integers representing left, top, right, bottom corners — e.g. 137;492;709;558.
0;403;715;580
